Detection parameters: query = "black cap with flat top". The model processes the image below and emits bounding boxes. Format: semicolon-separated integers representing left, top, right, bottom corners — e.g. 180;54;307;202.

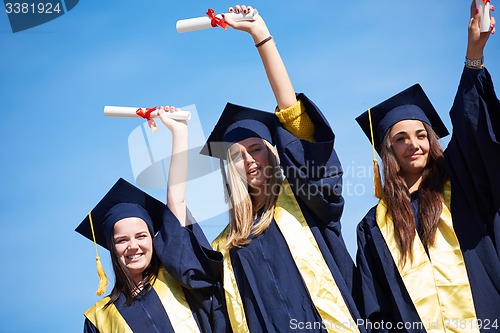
355;83;449;153
200;102;277;160
75;178;164;250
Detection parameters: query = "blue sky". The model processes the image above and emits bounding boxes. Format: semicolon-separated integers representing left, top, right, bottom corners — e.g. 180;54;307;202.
1;1;499;332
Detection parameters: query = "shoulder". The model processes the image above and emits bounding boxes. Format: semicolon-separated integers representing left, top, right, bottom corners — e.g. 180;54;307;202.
357;205;379;233
86;296;111;310
356;205;382;253
211;225;230;253
84;296;112;319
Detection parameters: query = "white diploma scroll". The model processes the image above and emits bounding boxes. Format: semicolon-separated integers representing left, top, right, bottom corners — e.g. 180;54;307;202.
176;10;257;33
476;0;492;32
104;106;191;121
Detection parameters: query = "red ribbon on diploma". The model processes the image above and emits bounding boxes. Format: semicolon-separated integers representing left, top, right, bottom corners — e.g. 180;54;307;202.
136;107;158;132
483;0;490;4
206;8;228;29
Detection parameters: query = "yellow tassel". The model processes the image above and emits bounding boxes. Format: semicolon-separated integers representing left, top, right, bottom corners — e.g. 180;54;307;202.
368;108;384;199
95;255;108;296
373;159;383;199
88;212;108;296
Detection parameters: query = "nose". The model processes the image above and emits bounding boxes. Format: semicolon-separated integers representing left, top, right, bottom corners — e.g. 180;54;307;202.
408;136;419;151
243;151;255;165
127;239;139;250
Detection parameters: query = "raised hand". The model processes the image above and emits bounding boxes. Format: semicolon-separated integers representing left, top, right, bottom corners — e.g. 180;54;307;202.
467;0;496;61
222;4;296;109
223;4;274;50
152;106;188;134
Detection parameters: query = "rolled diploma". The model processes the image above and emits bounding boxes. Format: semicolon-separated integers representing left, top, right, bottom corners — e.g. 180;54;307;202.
176;11;256;33
104;106;191;121
476;0;491;32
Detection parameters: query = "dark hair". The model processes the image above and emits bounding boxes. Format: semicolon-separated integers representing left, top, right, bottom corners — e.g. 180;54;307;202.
104;226;160;307
380;122;448;265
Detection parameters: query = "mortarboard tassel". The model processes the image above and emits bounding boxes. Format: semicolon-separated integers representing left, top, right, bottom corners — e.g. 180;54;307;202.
372;158;383;199
88;212;108;296
95;255;108;296
368;108;383;199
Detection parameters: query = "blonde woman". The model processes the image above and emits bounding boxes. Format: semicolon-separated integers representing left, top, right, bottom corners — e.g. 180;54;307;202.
197;4;367;332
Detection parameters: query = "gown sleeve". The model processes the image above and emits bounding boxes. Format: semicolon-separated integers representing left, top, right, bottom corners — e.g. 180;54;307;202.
209;284;232;333
83;318;99;333
444;67;500;256
153;207;223;289
355;212;390;333
274;93;345;233
445;67;500;218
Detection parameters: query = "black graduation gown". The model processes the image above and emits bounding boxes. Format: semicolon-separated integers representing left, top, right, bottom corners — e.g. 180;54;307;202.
153;208;230;333
83;276;179;333
84;208;229;333
224;93;366;332
356;67;500;333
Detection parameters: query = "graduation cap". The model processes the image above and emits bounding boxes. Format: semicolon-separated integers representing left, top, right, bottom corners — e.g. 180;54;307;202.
200;102;276;160
356;83;449;153
355;84;449;198
75;178;165;295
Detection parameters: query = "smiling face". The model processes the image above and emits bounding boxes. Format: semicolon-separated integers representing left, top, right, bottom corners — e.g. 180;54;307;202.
229;137;270;192
388;120;430;178
113;217;153;284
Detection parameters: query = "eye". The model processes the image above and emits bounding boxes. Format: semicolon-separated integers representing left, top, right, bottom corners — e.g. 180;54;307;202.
231;153;242;162
137;234;148;240
418;133;428;139
251;148;261;154
115;238;127;244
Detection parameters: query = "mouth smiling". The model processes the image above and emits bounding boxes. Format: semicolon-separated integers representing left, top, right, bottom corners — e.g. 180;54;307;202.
126;254;143;262
247;166;260;176
406;152;423;159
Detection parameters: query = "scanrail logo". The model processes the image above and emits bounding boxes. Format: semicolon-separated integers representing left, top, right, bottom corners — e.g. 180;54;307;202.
3;0;78;32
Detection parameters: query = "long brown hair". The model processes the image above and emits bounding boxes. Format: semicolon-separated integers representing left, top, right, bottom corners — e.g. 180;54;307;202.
105;231;160;307
380;122;447;265
224;139;282;250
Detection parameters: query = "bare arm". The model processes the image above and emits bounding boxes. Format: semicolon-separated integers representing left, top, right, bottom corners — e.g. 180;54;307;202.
223;5;297;109
154;106;189;226
466;0;496;64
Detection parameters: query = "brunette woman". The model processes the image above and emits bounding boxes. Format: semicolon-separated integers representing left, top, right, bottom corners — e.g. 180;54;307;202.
355;2;499;332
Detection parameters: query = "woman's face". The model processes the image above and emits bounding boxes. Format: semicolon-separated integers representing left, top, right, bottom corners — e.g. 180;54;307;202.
113;217;153;283
229;137;270;191
388;120;430;177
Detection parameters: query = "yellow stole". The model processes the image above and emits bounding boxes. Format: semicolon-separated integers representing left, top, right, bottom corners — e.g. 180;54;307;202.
212;227;249;333
84;267;200;332
212;180;359;333
376;181;478;332
85;297;133;333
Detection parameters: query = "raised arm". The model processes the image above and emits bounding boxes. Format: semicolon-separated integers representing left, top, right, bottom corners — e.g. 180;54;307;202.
223;5;297;109
465;0;496;65
154;106;189;226
445;1;499;214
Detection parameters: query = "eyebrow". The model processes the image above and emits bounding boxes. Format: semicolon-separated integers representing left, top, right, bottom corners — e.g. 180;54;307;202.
230;142;263;155
393;128;427;136
230;147;242;155
247;143;263;149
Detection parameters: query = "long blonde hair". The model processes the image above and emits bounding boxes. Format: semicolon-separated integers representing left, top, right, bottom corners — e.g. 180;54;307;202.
224;139;282;250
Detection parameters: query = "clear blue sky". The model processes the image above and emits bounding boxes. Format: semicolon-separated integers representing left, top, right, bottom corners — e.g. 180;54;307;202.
1;1;498;332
